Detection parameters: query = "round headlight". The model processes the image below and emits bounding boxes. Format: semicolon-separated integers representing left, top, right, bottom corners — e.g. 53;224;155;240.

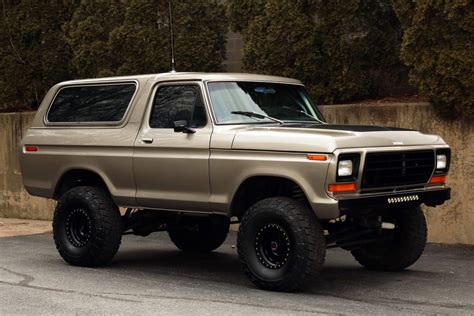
338;160;353;177
436;154;447;169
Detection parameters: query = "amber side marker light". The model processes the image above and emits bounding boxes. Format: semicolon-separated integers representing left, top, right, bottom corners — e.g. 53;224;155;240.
328;183;357;193
429;175;446;184
24;146;38;152
307;154;327;161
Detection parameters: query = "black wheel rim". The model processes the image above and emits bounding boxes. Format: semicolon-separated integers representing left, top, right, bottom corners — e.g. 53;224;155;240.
65;208;92;248
255;223;291;269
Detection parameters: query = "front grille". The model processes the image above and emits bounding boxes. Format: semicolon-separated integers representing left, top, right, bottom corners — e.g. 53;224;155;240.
361;150;435;190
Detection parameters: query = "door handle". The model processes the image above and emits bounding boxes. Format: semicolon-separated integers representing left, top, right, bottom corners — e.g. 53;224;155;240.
142;138;153;144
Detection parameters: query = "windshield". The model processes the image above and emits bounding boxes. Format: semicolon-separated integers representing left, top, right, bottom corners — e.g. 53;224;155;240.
207;82;325;124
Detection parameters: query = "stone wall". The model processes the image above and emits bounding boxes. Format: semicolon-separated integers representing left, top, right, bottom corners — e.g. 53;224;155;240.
1;103;472;244
0;112;55;220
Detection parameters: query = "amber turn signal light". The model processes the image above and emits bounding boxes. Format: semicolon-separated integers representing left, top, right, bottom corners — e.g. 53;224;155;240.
328;183;356;193
307;154;327;161
429;175;446;184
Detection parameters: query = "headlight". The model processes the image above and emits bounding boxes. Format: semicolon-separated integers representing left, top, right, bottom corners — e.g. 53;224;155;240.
338;160;353;177
436;154;447;169
336;153;360;181
434;148;450;175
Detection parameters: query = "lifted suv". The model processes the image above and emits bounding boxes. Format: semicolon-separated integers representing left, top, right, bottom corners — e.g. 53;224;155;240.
20;73;451;291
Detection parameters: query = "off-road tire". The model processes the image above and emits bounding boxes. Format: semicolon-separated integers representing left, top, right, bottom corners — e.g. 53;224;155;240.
167;216;229;252
351;206;427;271
237;197;325;292
53;186;122;267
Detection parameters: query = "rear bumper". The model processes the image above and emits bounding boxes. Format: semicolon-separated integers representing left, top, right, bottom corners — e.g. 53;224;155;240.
338;188;451;215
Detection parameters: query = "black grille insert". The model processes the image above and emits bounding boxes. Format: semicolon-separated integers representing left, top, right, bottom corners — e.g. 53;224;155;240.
362;150;435;189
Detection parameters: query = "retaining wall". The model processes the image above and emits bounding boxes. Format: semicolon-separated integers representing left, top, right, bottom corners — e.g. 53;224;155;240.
1;103;472;244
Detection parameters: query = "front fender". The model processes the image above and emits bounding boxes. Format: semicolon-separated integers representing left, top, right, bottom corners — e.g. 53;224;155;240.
209;149;339;219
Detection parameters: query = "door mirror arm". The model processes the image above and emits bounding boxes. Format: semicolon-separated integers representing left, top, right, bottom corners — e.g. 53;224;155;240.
173;120;196;134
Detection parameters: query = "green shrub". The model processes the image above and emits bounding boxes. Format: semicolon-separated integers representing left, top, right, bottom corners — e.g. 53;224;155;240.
1;0;228;111
227;0;405;104
394;0;474;118
226;0;265;32
67;0;228;77
0;0;77;111
65;0;126;78
108;0;228;75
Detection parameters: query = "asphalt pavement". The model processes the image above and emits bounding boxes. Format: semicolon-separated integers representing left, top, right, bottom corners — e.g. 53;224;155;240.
1;231;473;315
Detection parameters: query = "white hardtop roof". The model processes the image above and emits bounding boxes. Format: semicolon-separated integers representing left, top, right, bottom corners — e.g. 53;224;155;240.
59;72;303;85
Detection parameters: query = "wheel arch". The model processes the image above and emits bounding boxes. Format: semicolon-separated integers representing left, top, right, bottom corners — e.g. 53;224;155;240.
53;168;112;200
229;175;311;219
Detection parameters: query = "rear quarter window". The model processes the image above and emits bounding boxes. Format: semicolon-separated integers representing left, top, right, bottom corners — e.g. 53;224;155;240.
47;83;136;123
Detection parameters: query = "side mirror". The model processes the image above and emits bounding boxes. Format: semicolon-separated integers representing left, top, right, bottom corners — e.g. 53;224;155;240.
173;120;196;134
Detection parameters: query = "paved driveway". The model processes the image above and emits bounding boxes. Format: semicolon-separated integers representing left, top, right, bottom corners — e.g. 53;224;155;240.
1;232;473;315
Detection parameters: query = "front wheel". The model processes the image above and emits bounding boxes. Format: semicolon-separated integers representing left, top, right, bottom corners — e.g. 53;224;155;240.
351;206;427;271
53;186;123;267
238;197;326;292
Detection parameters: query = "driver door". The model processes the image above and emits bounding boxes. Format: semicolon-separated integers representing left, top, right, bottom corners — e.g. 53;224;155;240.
133;81;212;212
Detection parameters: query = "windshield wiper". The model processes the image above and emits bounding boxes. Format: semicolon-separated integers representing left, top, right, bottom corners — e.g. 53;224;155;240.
231;111;284;124
281;106;326;124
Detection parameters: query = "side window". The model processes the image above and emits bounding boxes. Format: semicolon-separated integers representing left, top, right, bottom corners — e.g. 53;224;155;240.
47;83;136;123
149;85;207;128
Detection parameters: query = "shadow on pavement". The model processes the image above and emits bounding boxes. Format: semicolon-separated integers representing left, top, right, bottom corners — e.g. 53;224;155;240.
109;242;444;293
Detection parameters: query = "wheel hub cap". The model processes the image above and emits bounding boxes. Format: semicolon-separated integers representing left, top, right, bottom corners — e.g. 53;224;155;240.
255;223;291;269
65;208;92;247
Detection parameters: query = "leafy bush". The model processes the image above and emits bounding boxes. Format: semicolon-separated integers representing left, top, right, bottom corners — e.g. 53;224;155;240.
0;0;76;110
0;0;228;111
64;1;126;78
70;0;228;77
227;0;406;104
394;0;474;118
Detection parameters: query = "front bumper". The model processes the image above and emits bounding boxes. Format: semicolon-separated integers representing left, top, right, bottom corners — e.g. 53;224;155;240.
338;188;451;215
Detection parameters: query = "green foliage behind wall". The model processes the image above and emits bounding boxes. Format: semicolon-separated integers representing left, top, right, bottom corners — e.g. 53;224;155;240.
0;0;228;111
1;0;472;119
107;0;228;75
0;0;77;110
64;0;126;78
393;0;473;118
227;0;406;105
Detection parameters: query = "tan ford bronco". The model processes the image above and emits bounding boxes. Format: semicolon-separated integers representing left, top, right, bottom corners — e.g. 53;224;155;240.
19;72;451;291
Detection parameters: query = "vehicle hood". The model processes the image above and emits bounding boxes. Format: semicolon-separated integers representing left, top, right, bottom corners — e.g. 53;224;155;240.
231;124;445;153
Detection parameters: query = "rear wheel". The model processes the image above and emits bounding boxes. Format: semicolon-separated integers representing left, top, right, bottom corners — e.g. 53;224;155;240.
53;186;122;267
351;206;427;271
167;216;229;252
238;197;325;292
